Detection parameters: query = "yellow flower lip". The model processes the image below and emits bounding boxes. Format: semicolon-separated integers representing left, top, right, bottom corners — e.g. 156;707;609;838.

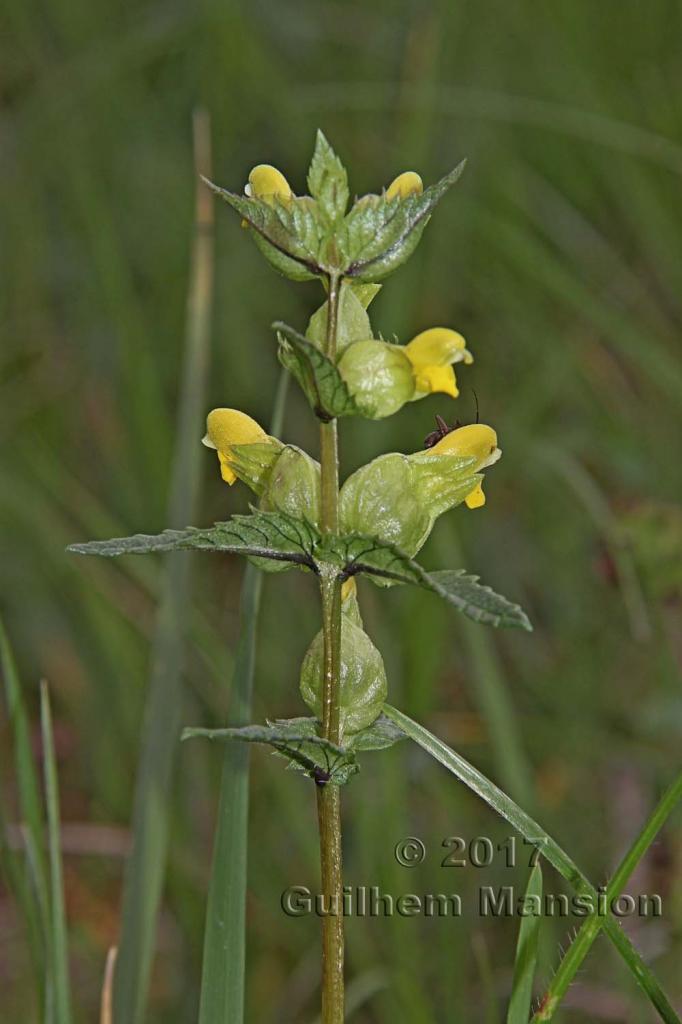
203;408;269;486
414;365;459;398
386;171;424;200
430;423;501;511
245;164;293;201
431;423;501;470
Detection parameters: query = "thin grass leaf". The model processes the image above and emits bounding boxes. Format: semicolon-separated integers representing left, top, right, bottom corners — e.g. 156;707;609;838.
532;770;682;1022
384;705;681;1024
0;618;51;1012
40;682;72;1024
112;110;214;1024
198;370;289;1024
0;792;44;1012
507;863;543;1024
0;618;48;887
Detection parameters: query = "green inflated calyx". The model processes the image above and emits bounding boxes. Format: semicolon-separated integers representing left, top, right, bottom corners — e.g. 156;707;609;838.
306;280;376;355
300;588;388;738
337;341;416;418
339;450;480;568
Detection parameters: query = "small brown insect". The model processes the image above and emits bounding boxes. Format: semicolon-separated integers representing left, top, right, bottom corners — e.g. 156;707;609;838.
423;414;458;449
423;391;479;449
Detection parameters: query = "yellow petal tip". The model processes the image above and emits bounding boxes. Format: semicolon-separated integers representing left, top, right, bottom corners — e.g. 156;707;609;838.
465;483;486;509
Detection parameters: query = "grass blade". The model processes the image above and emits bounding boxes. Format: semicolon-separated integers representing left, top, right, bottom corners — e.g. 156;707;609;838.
532;770;682;1022
384;705;681;1024
437;531;535;810
198;369;289;1024
507;863;542;1024
40;681;73;1024
112;109;214;1024
0;618;51;1014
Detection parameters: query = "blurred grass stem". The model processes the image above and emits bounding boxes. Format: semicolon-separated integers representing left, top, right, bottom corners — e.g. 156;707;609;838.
112;109;214;1024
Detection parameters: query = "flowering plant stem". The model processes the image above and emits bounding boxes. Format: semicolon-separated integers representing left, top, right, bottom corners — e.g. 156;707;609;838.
317;272;345;1023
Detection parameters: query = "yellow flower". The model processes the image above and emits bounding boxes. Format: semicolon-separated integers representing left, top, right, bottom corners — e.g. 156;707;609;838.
245;164;293;203
430;423;501;508
405;327;473;399
202;408;269;485
386;171;424;200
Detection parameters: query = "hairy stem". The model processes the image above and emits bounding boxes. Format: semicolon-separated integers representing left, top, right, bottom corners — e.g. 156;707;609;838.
317;273;344;1024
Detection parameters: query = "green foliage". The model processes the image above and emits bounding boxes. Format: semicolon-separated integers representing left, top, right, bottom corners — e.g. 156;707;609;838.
340;161;466;281
1;621;50;1017
202;179;322;281
328;535;532;630
531;769;682;1023
506;864;542;1024
275;321;361;420
40;683;73;1024
205;139;465;282
345;713;405;752
5;6;682;1020
67;509;319;571
69;507;531;629
307;130;350;225
183;719;359;786
197;372;290;1024
385;706;682;1024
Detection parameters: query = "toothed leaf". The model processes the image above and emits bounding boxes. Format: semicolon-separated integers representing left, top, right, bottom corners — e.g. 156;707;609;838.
182;719;358;786
341;161;466;281
307;130;349;223
68;508;320;572
275;320;364;420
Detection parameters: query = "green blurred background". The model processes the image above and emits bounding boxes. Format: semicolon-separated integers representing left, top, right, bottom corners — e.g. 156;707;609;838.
2;1;682;1020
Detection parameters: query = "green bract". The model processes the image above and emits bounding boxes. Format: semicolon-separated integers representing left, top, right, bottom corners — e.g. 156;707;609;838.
204;132;465;283
299;593;387;737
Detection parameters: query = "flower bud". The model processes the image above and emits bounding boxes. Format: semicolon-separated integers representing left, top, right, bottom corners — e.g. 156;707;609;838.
299;590;387;737
386;171;423;200
245;164;293;203
337;340;415;418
